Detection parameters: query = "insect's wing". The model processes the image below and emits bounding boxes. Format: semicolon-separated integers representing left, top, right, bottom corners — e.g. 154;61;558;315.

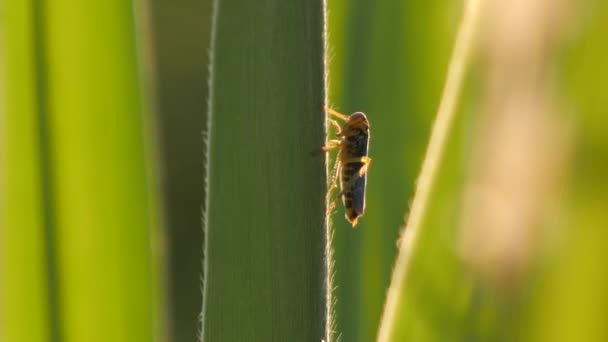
350;175;366;217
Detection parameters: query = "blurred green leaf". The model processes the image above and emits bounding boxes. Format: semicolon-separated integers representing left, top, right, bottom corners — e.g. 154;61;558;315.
148;0;213;340
525;2;608;341
0;2;51;341
41;1;162;341
328;1;457;341
376;1;608;342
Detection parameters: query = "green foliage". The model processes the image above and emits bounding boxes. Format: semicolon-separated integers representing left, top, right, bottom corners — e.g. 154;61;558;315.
373;1;608;342
0;2;50;341
201;0;327;340
3;1;608;341
0;1;163;341
147;0;213;340
42;2;162;341
525;2;608;341
327;1;455;341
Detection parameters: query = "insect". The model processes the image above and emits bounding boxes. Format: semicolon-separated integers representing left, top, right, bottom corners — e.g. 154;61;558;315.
323;107;371;227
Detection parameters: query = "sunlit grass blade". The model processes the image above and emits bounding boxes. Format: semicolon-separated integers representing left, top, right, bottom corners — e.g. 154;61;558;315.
201;0;327;340
377;1;483;340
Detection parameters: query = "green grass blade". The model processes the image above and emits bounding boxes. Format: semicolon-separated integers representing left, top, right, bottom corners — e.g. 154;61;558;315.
377;1;482;340
41;1;161;341
0;2;50;341
201;0;327;340
327;1;457;341
147;0;213;340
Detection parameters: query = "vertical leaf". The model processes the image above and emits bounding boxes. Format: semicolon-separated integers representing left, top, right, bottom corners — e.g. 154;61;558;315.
327;0;456;340
41;1;161;341
201;0;327;340
147;0;213;340
377;1;483;340
0;2;50;341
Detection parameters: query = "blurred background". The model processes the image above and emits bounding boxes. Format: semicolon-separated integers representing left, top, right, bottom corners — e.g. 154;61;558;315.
0;1;213;341
2;0;608;341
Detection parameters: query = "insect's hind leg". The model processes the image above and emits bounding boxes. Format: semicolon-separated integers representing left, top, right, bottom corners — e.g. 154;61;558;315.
343;156;372;177
338;157;371;196
358;157;371;177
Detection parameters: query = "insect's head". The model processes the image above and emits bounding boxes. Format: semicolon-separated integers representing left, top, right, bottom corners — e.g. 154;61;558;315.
343;112;369;135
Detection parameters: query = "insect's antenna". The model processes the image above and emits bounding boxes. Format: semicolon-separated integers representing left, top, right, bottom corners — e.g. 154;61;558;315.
324;106;350;122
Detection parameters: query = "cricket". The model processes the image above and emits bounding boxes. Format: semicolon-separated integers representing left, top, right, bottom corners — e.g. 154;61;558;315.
323;106;371;227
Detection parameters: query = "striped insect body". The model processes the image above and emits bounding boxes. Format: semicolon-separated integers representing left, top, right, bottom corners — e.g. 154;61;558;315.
323;108;371;227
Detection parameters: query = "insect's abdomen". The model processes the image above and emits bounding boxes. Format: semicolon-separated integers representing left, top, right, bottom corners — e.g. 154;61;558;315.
339;130;369;226
342;162;366;224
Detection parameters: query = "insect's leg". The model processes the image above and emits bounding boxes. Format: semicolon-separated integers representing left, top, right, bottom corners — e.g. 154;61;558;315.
329;159;341;197
324;106;350;122
328;119;343;135
337;157;371;195
326;159;342;216
358;157;371;177
342;156;372;177
322;139;342;152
